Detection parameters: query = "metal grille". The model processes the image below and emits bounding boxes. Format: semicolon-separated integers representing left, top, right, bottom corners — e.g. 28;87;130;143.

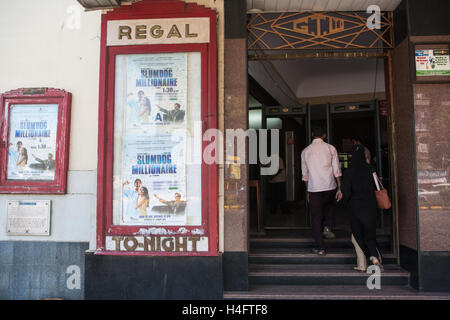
247;12;394;50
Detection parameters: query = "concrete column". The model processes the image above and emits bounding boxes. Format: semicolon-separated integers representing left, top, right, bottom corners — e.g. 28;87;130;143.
392;0;450;292
222;0;249;291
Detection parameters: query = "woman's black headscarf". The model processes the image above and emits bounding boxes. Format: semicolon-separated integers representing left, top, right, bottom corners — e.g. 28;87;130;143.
350;145;369;168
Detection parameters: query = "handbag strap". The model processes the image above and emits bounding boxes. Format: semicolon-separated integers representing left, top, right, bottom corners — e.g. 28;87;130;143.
372;172;384;191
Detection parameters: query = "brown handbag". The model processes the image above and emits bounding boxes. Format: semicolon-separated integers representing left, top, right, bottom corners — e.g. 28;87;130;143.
373;172;392;210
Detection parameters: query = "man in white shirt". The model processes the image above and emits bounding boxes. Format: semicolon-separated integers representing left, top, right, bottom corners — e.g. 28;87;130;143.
301;127;343;255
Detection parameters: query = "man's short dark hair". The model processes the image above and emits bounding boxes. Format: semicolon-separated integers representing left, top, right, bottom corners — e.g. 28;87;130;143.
312;126;325;137
138;90;145;95
352;136;362;144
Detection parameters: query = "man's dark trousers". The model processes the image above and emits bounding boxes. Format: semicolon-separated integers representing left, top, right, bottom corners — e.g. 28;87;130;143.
308;189;336;250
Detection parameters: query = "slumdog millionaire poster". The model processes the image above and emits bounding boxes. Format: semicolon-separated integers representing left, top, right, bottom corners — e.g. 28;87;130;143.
115;52;193;226
121;131;187;225
7;104;58;181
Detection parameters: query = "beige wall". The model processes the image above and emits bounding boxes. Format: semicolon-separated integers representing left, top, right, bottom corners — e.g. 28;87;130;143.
0;1;100;244
0;0;101;171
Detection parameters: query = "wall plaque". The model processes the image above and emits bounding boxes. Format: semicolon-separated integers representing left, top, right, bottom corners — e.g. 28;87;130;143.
6;200;51;236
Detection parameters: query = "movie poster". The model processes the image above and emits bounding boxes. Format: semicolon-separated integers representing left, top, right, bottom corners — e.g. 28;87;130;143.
7;104;58;181
120;132;187;225
115;52;191;226
123;53;187;131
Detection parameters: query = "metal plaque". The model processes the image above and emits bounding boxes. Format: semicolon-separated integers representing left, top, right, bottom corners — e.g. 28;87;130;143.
6;200;51;236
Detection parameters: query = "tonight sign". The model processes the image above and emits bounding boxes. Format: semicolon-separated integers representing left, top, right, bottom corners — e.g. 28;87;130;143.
106;236;209;252
107;17;210;46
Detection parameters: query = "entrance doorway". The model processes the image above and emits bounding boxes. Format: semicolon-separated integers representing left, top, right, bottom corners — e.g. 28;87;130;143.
264;105;309;229
244;9;404;295
246;9;397;258
250;101;392;231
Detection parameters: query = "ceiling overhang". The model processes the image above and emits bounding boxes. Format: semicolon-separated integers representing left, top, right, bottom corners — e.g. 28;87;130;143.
77;1;403;13
247;0;402;13
77;0;141;11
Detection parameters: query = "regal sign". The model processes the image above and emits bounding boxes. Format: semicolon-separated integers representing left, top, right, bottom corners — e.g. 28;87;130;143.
107;18;210;46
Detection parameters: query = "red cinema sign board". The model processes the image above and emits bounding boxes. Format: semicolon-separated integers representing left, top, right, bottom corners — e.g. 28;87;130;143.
96;0;218;256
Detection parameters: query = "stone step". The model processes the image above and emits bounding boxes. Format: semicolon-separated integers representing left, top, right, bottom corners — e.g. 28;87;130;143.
249;251;397;265
248;264;409;286
250;247;392;254
224;285;450;300
250;236;392;250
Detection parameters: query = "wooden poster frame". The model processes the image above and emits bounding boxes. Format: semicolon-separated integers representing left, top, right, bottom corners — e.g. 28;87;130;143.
96;0;218;256
0;88;71;194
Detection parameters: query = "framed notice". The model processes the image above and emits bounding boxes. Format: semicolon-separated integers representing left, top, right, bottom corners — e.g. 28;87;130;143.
414;43;450;82
0;88;71;193
6;200;51;236
415;49;450;76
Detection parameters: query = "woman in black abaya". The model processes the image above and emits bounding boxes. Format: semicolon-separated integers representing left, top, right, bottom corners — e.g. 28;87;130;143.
343;145;383;270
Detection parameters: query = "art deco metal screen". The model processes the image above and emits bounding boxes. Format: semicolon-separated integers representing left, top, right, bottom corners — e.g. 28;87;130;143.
247;12;394;51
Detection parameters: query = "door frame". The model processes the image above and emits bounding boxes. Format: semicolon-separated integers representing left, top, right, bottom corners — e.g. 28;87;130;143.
260;105;308;229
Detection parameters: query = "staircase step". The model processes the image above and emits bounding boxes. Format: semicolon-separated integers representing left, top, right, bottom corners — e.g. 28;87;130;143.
248;264;409;286
224;285;450;300
250;236;392;250
250;247;389;254
249;251;397;265
250;264;399;271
